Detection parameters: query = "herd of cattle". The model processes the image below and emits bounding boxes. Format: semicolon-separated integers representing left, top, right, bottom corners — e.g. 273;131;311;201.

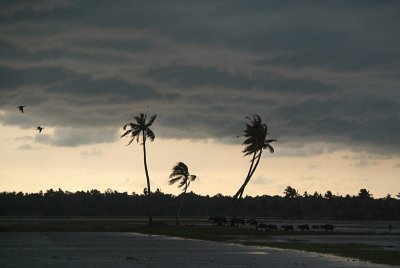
208;217;335;231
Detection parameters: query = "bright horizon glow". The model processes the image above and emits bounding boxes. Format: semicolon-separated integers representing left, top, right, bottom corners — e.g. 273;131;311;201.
1;124;399;198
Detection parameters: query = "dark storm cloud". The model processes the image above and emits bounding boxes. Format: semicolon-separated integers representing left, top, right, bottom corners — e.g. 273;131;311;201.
0;65;163;100
276;95;400;122
1;1;399;71
0;64;178;146
0;65;76;90
146;65;338;94
47;75;160;100
49;0;399;71
0;1;399;153
273;95;400;154
29;48;132;64
0;40;136;64
0;41;24;60
34;128;117;147
255;42;400;71
74;38;158;53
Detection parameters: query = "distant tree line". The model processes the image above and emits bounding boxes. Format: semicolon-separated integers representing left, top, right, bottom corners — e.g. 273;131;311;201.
1;187;399;220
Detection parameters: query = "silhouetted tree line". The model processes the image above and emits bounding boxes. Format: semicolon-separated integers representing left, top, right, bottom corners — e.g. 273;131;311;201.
1;188;399;220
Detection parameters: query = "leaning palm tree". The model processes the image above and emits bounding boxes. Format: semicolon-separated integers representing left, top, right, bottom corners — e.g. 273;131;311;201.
233;114;277;200
121;112;156;224
169;162;197;225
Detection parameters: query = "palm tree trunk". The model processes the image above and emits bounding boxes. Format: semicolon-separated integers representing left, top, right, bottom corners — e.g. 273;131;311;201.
176;184;188;225
237;150;262;199
231;152;258;224
233;152;257;199
142;132;152;224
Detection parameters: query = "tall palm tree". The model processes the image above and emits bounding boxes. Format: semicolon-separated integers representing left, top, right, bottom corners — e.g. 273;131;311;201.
169;162;197;225
233;114;277;200
121;112;156;224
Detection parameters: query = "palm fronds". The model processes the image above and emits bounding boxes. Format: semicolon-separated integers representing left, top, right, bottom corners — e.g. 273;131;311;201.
168;162;196;192
121;112;157;145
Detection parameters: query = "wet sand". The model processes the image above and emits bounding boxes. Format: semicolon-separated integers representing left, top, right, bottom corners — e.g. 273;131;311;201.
0;232;394;267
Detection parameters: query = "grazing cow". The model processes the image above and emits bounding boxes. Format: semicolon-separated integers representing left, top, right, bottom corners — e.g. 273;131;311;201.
230;217;246;227
311;225;320;230
247;218;258;228
320;224;334;231
267;224;278;231
297;224;310;231
281;225;294;231
208;216;228;226
257;223;268;231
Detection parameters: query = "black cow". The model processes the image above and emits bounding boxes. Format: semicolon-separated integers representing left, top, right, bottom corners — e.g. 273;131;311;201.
297;224;310;231
208;216;228;226
320;224;334;231
267;224;278;231
257;223;268;231
247;218;258;228
281;225;294;231
230;217;246;227
311;225;320;230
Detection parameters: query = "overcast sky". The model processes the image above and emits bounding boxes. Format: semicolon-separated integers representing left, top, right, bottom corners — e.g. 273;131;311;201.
1;0;399;197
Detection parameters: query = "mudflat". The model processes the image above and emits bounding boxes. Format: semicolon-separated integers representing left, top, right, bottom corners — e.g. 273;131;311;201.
0;232;393;268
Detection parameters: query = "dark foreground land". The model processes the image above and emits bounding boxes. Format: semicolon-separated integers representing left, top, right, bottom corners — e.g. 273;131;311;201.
0;218;399;267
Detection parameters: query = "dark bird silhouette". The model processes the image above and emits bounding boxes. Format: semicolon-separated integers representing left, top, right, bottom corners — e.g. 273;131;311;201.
17;105;25;113
36;126;44;133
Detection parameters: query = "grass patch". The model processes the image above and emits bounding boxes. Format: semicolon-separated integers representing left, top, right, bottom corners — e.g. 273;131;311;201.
134;223;265;242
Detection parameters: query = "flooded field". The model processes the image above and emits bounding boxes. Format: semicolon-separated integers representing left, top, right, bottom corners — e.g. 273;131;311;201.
1;217;399;239
0;232;394;268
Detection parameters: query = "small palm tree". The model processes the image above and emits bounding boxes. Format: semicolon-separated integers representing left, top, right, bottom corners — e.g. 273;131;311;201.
121;112;156;224
233;114;277;199
169;162;197;225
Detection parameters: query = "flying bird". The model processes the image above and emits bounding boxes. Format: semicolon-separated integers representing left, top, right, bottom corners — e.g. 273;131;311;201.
17;105;25;113
36;126;44;133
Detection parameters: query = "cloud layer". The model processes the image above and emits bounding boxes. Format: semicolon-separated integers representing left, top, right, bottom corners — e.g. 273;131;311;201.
0;0;399;154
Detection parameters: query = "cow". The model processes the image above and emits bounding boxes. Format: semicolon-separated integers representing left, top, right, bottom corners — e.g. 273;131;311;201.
281;225;294;231
320;224;334;231
208;216;228;226
247;218;258;228
230;217;246;227
257;223;268;231
267;224;278;231
311;225;320;230
297;224;310;231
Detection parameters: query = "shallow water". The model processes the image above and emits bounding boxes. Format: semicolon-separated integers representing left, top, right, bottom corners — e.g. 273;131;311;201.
0;232;395;267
